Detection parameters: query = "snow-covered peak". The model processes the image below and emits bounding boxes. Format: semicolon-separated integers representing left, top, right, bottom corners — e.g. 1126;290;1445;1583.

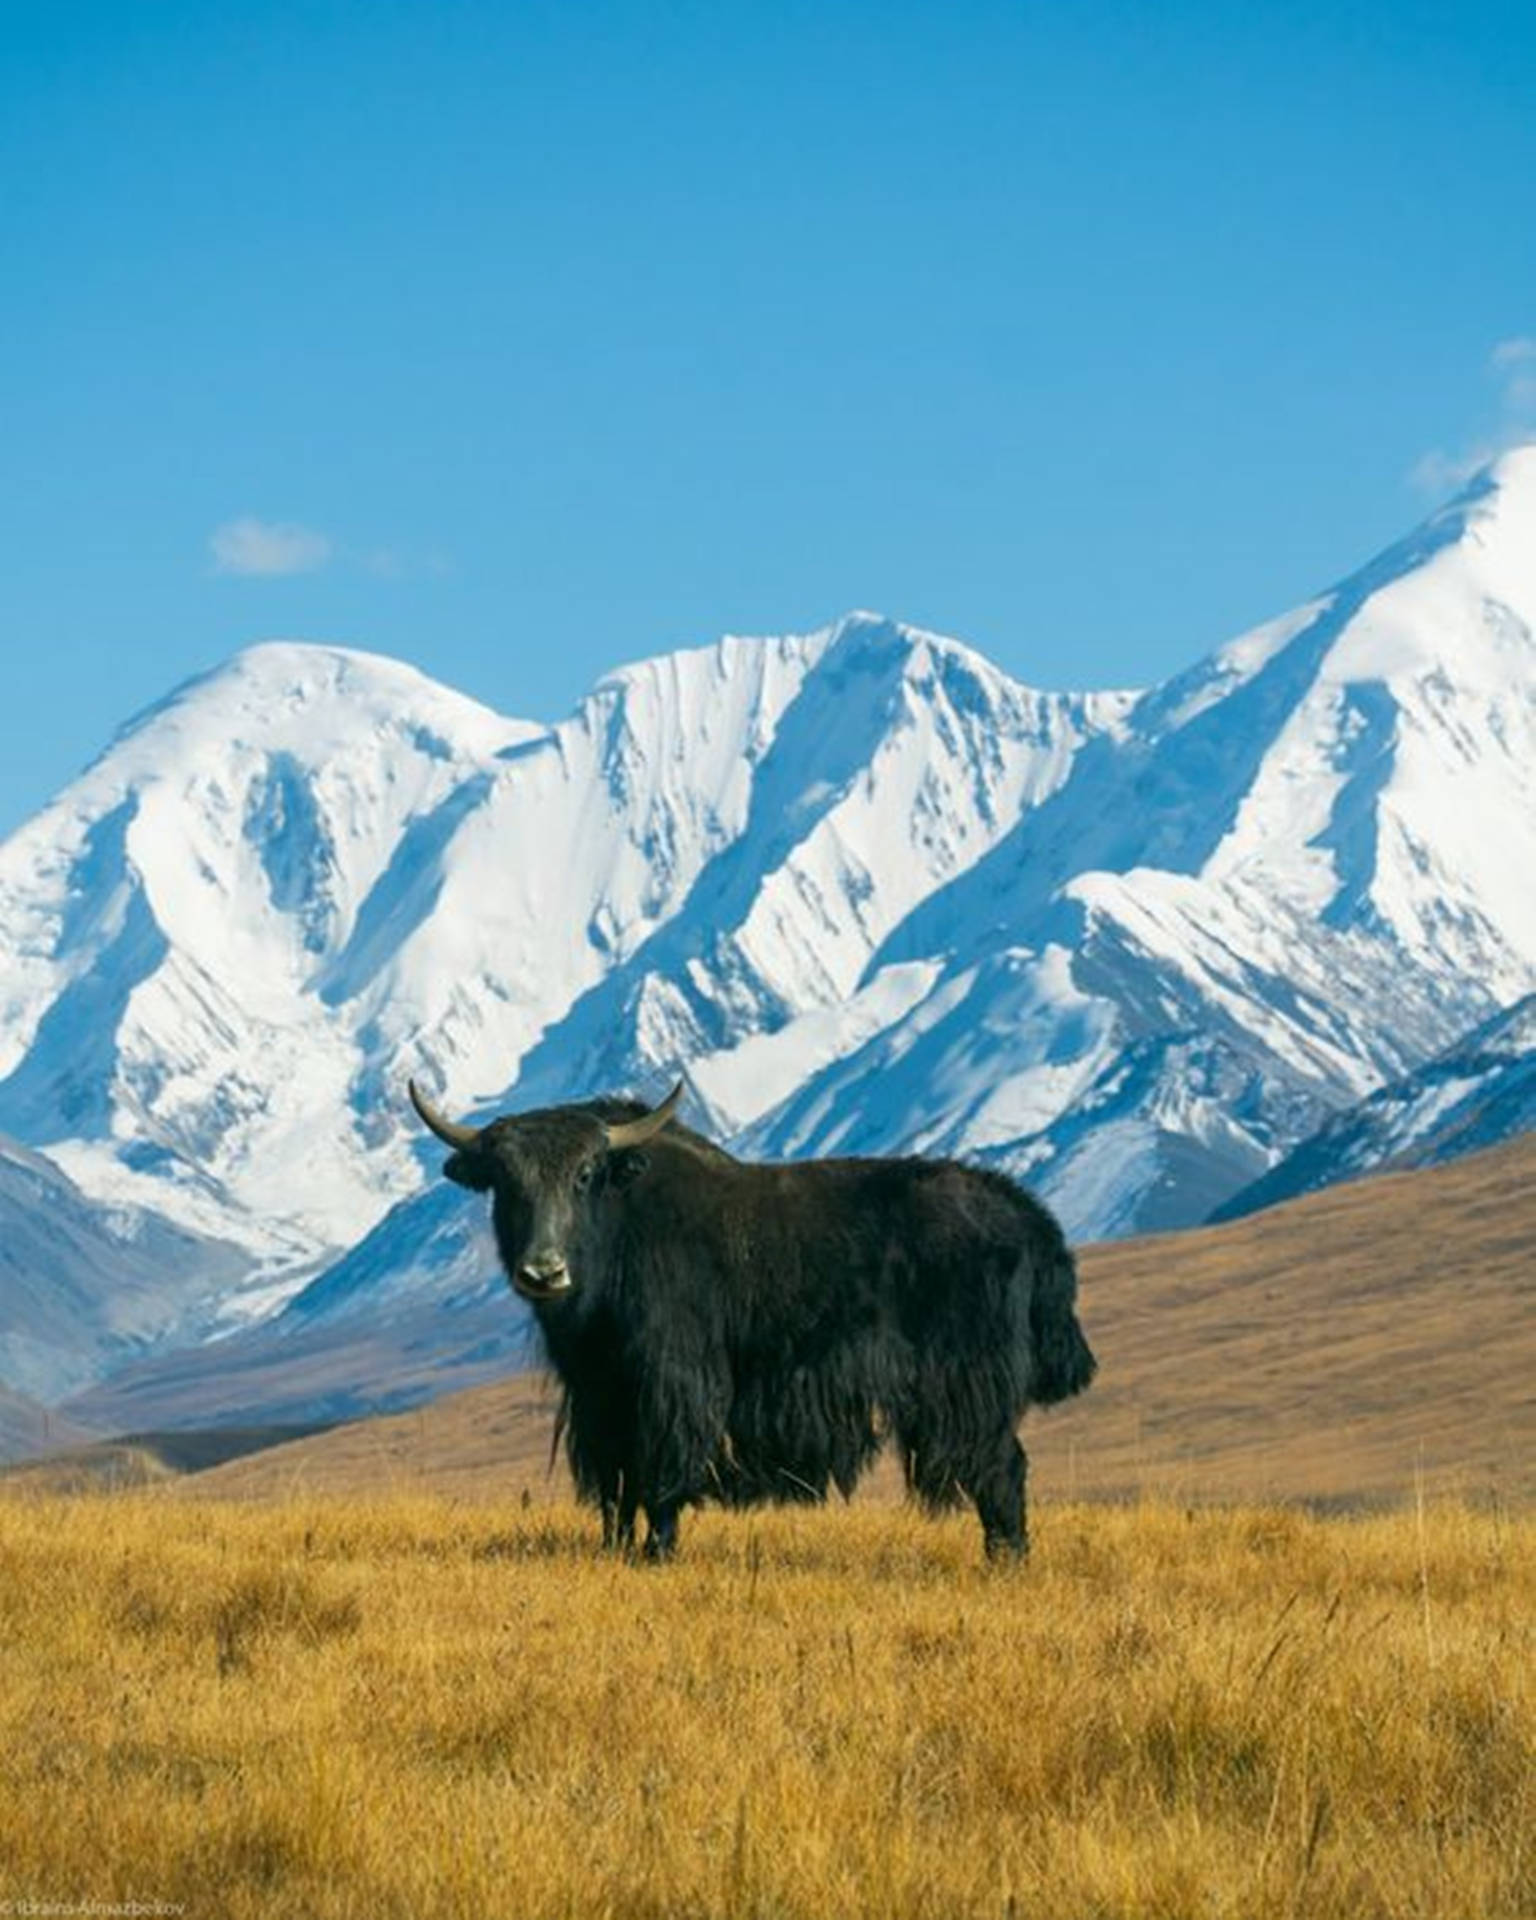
1188;447;1536;981
498;611;1122;1125
1454;439;1536;529
0;641;534;1034
96;639;536;781
817;610;1141;729
0;641;541;1261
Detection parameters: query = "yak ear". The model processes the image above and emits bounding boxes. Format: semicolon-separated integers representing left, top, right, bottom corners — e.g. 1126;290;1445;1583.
607;1148;650;1189
443;1150;493;1192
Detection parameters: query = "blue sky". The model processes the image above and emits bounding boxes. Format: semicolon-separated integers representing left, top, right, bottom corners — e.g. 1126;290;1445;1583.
2;0;1534;835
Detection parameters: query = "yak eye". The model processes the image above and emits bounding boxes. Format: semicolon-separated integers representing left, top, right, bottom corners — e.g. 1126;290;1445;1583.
573;1160;597;1191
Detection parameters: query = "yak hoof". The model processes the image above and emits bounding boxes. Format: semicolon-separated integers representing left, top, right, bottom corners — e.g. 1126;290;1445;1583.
642;1512;679;1562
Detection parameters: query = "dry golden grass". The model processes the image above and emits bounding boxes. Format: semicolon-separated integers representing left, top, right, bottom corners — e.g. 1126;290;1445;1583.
0;1489;1530;1919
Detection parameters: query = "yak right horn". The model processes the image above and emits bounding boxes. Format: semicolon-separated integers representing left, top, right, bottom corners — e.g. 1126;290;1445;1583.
408;1079;482;1150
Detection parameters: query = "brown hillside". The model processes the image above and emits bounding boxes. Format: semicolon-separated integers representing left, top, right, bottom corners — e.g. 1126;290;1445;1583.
175;1130;1536;1510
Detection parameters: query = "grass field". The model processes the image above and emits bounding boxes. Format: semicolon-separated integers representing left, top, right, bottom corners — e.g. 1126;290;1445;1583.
1;1489;1530;1919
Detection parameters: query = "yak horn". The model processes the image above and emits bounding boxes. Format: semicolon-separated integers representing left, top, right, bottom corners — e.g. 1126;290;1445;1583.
408;1078;482;1150
604;1081;685;1152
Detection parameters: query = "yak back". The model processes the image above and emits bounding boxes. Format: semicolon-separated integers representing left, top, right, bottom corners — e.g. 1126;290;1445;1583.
595;1141;1083;1403
617;1140;1053;1290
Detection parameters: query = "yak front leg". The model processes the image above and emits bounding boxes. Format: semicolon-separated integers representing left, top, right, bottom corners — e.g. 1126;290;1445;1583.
633;1361;725;1563
600;1473;639;1554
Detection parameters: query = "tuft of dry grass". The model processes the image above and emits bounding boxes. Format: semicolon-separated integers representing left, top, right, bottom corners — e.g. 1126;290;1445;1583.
0;1490;1531;1918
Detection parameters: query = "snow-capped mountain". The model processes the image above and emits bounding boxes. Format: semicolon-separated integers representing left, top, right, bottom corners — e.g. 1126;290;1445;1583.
1213;991;1536;1220
0;645;539;1268
0;619;1114;1268
733;452;1536;1230
5;447;1536;1422
513;446;1536;1237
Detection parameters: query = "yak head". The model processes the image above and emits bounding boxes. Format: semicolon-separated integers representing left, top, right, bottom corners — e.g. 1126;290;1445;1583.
407;1079;683;1303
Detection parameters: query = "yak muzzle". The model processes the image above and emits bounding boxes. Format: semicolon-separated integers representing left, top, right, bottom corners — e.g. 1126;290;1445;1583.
514;1255;572;1301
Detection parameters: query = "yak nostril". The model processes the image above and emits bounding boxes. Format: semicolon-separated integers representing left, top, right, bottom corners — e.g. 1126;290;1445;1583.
520;1256;569;1288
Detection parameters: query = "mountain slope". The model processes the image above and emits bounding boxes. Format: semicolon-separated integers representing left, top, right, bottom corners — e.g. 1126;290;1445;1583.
1214;992;1536;1220
0;1132;247;1404
0;1383;98;1464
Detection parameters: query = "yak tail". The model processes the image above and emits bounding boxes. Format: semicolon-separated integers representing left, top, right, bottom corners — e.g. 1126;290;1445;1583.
1028;1245;1097;1406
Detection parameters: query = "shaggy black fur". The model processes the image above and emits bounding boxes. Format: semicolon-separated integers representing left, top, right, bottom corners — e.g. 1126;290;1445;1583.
432;1093;1096;1561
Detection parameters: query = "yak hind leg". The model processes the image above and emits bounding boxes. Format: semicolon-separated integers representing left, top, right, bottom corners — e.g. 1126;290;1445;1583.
964;1431;1029;1562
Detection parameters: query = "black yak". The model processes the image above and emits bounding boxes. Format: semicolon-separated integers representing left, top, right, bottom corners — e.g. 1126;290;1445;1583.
409;1078;1095;1561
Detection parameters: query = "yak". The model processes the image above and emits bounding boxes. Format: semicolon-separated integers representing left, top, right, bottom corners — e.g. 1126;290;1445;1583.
409;1078;1095;1561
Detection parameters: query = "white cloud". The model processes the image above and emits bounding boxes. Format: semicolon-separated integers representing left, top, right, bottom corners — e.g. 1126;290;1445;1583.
360;543;455;581
210;516;333;577
1490;337;1536;416
1490;336;1536;369
1410;338;1536;497
1408;445;1494;496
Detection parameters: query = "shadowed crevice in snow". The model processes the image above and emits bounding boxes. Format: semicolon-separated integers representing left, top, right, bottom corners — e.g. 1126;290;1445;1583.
628;617;924;951
317;772;495;1007
246;752;338;955
52;795;141;957
1312;680;1398;930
